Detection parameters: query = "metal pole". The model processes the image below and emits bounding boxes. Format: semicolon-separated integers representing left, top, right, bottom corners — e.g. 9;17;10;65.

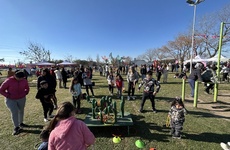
190;4;197;74
214;22;224;102
182;79;186;101
194;81;199;107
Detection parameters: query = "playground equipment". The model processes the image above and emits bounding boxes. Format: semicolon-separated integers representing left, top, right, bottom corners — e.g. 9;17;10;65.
181;22;230;106
84;95;133;134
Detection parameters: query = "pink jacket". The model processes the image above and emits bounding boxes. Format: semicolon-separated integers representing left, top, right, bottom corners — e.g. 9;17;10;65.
0;76;29;100
49;116;95;150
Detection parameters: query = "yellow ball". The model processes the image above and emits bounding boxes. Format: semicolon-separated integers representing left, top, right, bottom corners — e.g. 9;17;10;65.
113;136;121;144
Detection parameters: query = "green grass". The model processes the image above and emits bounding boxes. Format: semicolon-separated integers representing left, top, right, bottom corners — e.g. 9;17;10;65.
0;71;229;150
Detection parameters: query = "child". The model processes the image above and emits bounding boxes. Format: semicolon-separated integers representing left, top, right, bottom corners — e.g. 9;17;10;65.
168;97;187;139
36;80;55;122
37;129;49;150
69;77;82;113
107;72;114;96
47;102;95;150
138;71;160;113
115;74;124;99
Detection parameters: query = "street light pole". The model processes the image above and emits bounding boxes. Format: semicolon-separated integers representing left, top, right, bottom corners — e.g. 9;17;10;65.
187;0;205;74
190;4;197;74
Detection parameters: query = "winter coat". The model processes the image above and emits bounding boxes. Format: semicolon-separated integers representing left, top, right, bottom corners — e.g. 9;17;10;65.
0;76;29;100
48;116;95;150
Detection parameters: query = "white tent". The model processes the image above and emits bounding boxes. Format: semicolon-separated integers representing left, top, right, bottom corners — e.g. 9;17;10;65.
36;61;55;66
58;61;76;66
184;55;209;64
206;54;229;62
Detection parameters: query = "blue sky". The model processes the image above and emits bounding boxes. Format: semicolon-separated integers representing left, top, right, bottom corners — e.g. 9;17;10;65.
0;0;229;64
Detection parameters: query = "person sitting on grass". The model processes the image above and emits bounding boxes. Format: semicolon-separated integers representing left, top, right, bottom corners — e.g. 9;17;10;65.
168;97;187;139
138;71;160;113
36;80;55;122
37;129;49;150
47;102;95;150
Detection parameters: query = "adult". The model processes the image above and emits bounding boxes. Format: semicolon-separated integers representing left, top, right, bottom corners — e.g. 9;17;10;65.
74;68;83;86
188;63;203;97
54;67;62;88
37;68;58;109
48;102;95;150
82;68;95;97
156;65;163;82
61;67;68;89
7;67;15;78
201;65;216;94
220;63;229;81
0;71;30;135
140;64;147;80
127;66;139;100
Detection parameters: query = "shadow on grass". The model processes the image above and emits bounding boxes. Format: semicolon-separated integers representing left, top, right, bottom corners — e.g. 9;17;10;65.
187;110;230;120
183;132;229;143
20;129;42;135
27;124;43;129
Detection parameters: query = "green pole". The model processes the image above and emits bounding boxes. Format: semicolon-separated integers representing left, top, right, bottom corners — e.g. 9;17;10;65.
194;81;199;107
182;79;186;101
214;22;224;103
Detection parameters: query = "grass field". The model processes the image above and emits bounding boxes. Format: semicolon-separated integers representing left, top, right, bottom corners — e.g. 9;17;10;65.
0;71;229;150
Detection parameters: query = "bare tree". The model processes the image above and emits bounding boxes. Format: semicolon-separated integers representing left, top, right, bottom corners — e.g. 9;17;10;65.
96;54;100;64
64;54;75;62
196;4;230;57
166;34;192;63
144;49;157;62
19;42;52;62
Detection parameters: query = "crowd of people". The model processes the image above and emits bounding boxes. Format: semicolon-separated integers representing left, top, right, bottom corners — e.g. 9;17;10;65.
0;60;229;149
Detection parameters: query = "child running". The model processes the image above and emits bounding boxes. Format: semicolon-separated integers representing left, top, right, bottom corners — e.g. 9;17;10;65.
115;74;124;99
36;80;55;122
69;77;82;114
107;72;115;96
168;97;187;139
138;71;160;113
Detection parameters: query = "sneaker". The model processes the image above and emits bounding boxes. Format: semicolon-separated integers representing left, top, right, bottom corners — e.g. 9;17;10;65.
12;127;21;135
172;135;181;139
127;96;130;101
44;118;49;122
139;109;143;113
49;115;55;118
153;109;157;113
54;105;58;110
131;96;135;100
220;142;229;150
20;123;29;128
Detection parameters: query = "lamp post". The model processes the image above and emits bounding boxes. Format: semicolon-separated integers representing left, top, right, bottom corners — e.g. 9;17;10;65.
187;0;205;73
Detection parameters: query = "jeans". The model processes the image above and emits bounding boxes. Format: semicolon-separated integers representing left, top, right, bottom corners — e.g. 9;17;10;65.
188;79;195;97
140;92;156;110
5;97;26;128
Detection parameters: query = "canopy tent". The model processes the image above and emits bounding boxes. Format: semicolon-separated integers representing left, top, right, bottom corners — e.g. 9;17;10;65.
206;54;229;62
183;55;209;64
58;61;76;66
36;61;55;66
